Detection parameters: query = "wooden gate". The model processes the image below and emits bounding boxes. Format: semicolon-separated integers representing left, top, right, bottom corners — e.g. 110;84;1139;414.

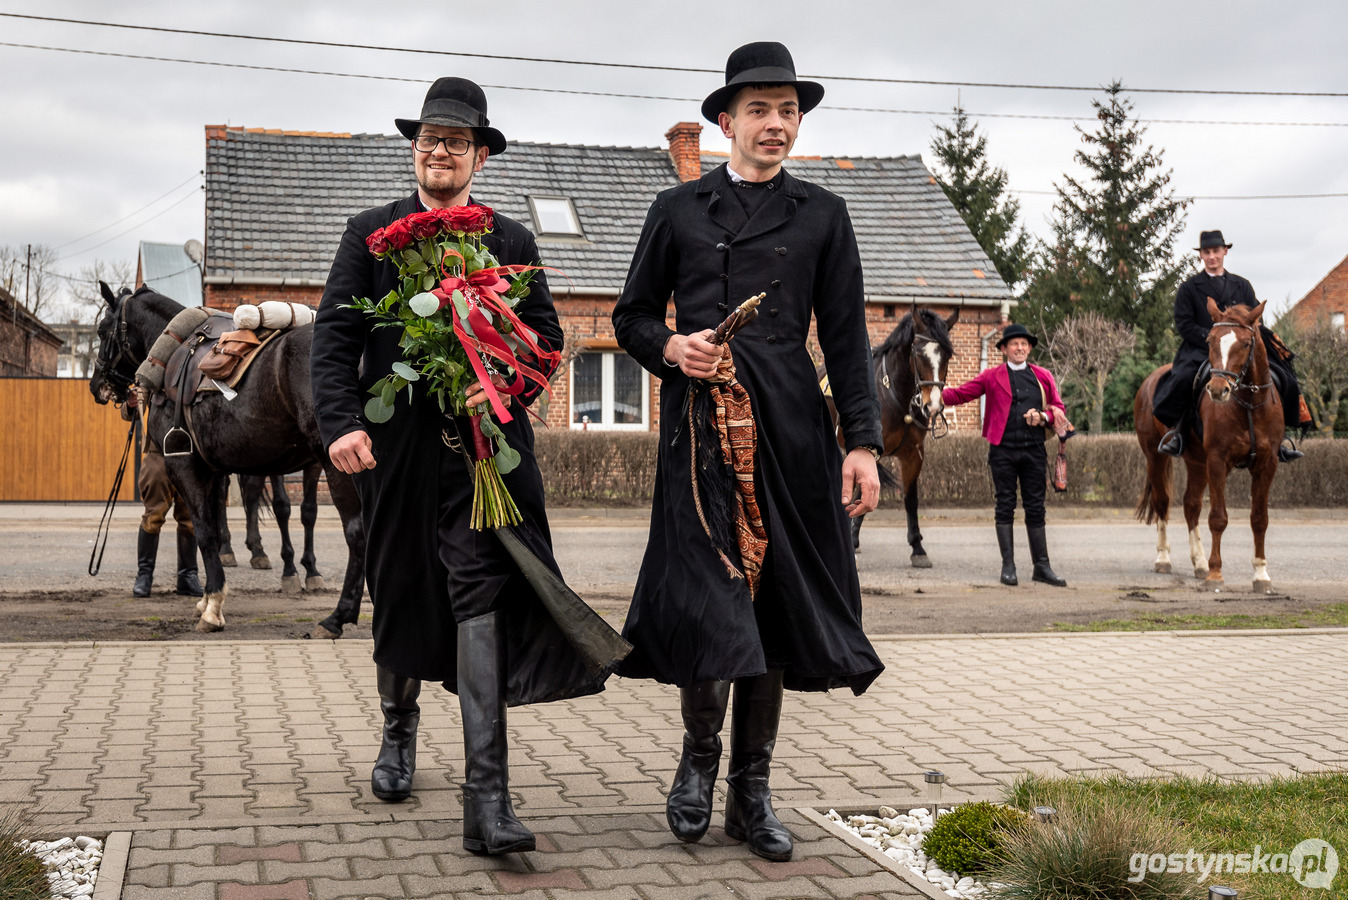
0;378;139;502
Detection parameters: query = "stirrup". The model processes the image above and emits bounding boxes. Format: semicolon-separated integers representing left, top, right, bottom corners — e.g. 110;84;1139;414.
1278;439;1303;463
162;425;194;457
1157;429;1183;457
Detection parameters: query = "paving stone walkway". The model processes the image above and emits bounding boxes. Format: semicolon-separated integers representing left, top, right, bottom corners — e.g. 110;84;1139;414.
2;632;1345;898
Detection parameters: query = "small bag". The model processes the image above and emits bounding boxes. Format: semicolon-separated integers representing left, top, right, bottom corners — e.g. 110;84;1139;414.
198;329;262;381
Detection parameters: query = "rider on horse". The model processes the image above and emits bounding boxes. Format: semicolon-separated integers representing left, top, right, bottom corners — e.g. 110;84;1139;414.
1154;230;1312;461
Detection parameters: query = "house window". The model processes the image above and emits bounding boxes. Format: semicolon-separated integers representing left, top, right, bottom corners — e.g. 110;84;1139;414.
527;196;584;238
1332;312;1345;333
570;351;648;430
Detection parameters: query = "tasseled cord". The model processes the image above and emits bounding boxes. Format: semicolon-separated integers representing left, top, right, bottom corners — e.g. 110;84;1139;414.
688;384;743;580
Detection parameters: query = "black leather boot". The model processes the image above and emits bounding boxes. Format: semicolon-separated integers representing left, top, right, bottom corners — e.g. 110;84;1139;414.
1157;428;1183;457
174;526;204;597
667;680;731;842
371;665;420;802
132;528;158;597
459;611;534;855
996;523;1017;586
724;669;792;862
1028;526;1067;587
1278;436;1304;463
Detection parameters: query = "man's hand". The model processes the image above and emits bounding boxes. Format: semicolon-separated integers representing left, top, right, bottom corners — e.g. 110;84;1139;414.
465;373;510;410
841;448;880;518
329;430;376;474
664;329;723;379
1023;408;1045;427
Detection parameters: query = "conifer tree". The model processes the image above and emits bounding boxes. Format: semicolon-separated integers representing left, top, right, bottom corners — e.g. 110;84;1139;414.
1021;82;1191;356
929;106;1031;290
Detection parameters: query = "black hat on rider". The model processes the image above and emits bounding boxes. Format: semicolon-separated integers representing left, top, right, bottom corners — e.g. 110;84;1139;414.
395;77;507;156
1195;230;1232;251
996;323;1038;349
701;41;825;124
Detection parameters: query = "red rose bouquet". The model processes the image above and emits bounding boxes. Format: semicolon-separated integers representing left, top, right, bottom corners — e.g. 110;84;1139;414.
347;205;559;529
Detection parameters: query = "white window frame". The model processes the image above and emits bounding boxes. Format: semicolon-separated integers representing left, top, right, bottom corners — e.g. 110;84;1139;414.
527;195;585;238
1332;312;1345;334
569;350;649;431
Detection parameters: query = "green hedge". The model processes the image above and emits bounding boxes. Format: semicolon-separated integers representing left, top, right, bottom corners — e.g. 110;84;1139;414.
533;430;1348;508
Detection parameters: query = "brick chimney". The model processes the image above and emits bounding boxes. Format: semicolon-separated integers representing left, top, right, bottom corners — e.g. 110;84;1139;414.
665;122;703;183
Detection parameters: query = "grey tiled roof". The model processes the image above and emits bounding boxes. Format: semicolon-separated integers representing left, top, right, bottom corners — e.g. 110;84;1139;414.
703;154;1010;302
204;128;1010;302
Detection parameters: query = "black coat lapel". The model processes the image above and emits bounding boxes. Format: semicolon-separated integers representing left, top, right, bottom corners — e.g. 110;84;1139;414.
707;187;749;236
731;168;805;243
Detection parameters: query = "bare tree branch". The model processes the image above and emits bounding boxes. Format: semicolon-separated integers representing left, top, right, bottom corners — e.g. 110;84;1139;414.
1042;312;1137;433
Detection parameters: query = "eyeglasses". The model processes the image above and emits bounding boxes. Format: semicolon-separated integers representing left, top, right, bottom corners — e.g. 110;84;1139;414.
413;134;476;155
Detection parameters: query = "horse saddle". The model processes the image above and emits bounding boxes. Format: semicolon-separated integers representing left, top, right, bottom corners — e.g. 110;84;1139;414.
163;313;280;407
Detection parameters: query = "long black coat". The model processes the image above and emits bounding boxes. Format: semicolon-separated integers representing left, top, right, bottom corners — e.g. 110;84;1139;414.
612;165;884;695
1154;270;1299;427
312;192;608;705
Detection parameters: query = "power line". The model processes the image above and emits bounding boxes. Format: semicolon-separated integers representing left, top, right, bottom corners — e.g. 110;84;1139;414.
6;41;1348;129
4;11;1348;98
1012;189;1348;200
60;187;204;261
57;171;203;251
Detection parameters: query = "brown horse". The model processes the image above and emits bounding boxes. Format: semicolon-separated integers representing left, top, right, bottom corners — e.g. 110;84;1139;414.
1134;298;1282;590
822;306;959;562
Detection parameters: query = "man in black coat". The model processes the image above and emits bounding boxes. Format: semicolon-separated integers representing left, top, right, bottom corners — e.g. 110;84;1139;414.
311;77;609;856
1155;230;1309;461
612;42;885;863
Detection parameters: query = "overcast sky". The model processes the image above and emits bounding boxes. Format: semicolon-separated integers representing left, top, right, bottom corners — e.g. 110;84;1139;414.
3;0;1345;322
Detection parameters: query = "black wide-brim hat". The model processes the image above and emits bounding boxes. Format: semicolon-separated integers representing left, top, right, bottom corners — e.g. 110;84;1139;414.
997;322;1038;349
701;41;825;124
396;77;507;156
1195;230;1232;251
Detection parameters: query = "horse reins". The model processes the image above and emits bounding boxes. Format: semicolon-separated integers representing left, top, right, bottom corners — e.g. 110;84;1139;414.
878;332;951;443
89;416;138;576
1209;321;1274;469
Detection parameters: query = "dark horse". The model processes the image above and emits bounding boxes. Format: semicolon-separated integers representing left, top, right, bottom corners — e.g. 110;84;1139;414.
89;284;366;634
1134;298;1283;590
821;306;958;563
222;467;328;593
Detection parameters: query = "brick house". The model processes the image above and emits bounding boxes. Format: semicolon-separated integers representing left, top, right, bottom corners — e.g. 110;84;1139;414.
203;123;1014;433
0;285;62;377
1281;252;1348;333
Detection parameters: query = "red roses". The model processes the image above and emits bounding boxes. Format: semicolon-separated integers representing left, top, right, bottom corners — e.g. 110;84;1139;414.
366;205;495;259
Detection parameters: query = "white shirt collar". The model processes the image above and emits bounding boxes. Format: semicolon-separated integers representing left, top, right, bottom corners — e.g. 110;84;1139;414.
1007;361;1029;371
726;164;750;184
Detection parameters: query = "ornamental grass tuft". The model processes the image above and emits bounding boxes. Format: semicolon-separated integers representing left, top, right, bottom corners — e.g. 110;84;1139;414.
0;810;51;900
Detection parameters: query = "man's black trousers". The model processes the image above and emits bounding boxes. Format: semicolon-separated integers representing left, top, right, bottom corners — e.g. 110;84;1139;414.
988;442;1047;528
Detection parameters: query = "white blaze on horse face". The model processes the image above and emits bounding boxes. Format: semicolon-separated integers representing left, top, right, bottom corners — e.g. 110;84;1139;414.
1218;331;1239;373
922;340;944;414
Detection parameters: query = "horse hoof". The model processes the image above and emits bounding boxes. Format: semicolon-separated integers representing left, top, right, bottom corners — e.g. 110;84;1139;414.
281;574;301;594
195;617;224;633
219;553;237;567
317;615;344;638
1253;579;1272;593
1195;567;1210;579
1205;573;1223;585
195;597;207;615
305;575;325;592
1154;562;1172;574
910;554;932;569
251;555;272;570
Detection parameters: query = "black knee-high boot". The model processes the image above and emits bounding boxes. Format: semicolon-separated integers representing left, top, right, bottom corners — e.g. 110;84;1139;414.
1028;526;1067;587
132;528;158;597
724;669;793;861
174;526;204;597
459;611;534;855
371;666;420;802
996;523;1017;586
667;680;731;842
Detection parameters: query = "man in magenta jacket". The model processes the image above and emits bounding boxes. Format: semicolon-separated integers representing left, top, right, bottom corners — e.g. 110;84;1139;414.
942;323;1068;587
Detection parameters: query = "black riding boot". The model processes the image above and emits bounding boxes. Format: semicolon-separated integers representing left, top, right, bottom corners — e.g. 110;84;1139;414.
132;528;158;597
1027;526;1067;587
667;680;731;842
459;611;534;855
724;669;793;862
996;523;1017;586
174;526;204;597
371;665;420;802
1278;434;1304;463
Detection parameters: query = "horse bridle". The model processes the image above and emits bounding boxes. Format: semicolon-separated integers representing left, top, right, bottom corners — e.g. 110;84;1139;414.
879;332;950;438
94;292;142;403
1209;321;1273;410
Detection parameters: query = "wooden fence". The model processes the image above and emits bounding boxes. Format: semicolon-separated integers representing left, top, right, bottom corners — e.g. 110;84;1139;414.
0;378;139;502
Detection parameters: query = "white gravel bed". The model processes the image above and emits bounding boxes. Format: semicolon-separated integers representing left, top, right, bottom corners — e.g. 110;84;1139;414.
827;806;993;899
15;835;104;899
